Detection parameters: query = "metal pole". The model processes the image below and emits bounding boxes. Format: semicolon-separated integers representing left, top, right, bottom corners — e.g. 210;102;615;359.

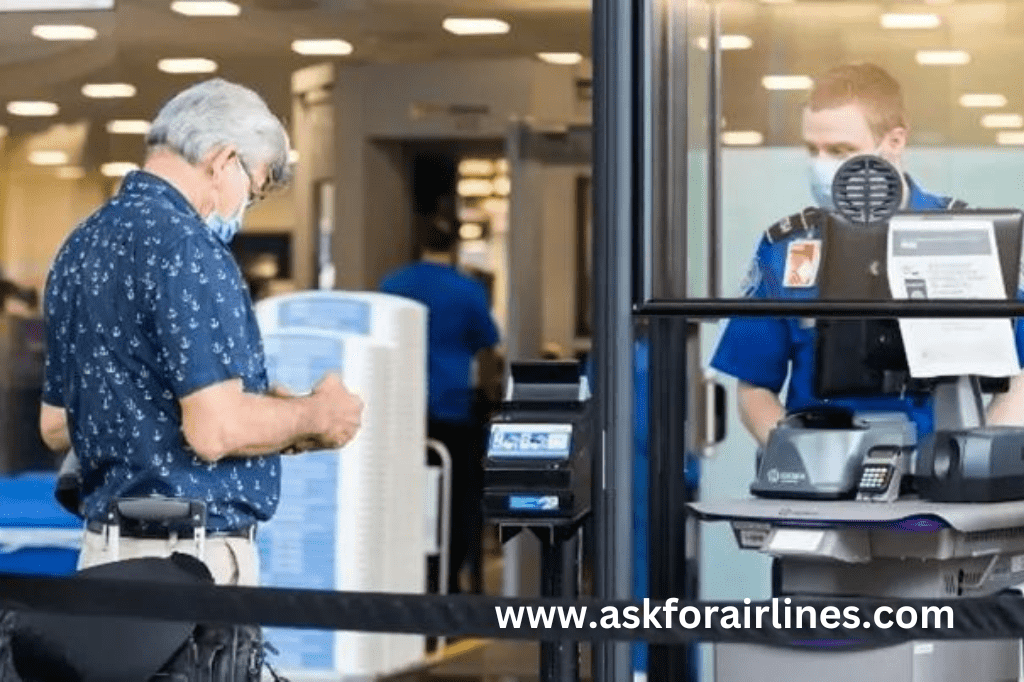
593;0;635;679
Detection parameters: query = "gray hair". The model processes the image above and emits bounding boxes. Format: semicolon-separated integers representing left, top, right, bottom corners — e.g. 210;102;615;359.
146;78;291;188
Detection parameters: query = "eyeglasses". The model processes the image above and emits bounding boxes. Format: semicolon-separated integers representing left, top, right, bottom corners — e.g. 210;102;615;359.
236;156;269;208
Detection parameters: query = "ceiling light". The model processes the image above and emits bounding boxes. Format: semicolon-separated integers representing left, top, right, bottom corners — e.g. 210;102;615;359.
82;83;137;99
442;18;510;36
762;75;813;91
915;50;970;66
158;58;218;74
101;162;139;177
722;131;764;146
7;101;59;117
996;132;1024;145
981;113;1023;129
56;166;85;180
459;223;483;240
31;24;97;40
5;0;110;9
537;52;583;65
291;39;353;56
170;0;240;16
880;13;940;29
457;178;495;197
697;35;753;50
459;158;496;176
28;150;68;166
107;120;150;135
493;176;511;196
288;149;300;164
959;94;1007;108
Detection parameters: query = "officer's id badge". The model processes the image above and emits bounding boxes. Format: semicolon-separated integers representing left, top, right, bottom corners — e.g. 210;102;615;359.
783;239;821;288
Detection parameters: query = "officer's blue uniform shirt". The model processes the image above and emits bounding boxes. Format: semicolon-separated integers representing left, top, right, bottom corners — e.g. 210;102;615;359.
43;171;279;531
711;176;1024;439
380;262;499;423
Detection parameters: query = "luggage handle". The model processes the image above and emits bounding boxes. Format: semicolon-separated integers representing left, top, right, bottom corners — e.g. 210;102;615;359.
104;497;207;562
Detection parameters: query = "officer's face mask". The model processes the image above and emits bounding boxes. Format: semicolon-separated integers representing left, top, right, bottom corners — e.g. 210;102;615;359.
205;157;248;244
807;138;897;211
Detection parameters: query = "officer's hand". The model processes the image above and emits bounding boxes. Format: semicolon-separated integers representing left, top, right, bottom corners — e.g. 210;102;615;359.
310;372;364;449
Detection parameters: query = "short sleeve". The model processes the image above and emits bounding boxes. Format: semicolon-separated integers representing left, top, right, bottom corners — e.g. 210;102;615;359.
710;237;791;391
467;282;499;352
146;236;255;398
41;274;66;407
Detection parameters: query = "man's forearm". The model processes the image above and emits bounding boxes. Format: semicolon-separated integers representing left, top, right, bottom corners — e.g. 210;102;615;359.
986;375;1024;426
737;381;785;447
181;383;328;461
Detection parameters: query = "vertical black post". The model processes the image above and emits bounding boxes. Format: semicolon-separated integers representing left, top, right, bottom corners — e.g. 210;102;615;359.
539;529;581;682
648;317;693;682
593;0;636;679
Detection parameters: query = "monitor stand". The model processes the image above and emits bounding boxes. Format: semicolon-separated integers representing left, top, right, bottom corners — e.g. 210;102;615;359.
931;375;985;431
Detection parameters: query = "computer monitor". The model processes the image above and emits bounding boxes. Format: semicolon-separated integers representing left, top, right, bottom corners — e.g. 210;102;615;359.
815;209;1024;399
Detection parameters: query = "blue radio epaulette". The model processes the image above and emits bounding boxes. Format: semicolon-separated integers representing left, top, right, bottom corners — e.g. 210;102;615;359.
765;206;824;244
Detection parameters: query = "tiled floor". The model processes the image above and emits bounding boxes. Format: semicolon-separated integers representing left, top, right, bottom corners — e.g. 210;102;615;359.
384;639;593;682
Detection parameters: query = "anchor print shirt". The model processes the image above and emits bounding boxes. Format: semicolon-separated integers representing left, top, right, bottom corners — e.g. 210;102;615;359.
43;170;280;531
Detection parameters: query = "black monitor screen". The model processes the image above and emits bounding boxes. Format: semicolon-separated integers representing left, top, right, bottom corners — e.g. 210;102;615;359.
815;209;1024;399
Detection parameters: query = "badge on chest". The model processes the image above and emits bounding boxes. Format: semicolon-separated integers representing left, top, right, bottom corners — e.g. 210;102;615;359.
784;239;821;288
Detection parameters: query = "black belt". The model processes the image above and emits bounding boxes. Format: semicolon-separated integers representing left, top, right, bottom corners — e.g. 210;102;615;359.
85;520;255;540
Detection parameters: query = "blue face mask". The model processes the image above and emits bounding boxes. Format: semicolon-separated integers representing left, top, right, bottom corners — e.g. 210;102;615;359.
205;202;245;244
205;159;247;243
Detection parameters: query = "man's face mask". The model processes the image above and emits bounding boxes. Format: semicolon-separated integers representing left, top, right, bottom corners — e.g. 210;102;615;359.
807;140;895;211
205;157;247;244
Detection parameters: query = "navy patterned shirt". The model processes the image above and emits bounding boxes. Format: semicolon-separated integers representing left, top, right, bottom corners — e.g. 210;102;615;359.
43;171;280;531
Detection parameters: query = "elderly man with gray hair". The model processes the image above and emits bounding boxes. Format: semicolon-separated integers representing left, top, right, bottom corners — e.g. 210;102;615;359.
38;78;364;585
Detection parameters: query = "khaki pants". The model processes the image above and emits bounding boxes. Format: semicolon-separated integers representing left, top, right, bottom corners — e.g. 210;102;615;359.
78;528;260;586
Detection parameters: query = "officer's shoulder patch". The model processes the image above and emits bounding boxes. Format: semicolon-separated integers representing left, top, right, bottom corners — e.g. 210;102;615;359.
765;206;823;244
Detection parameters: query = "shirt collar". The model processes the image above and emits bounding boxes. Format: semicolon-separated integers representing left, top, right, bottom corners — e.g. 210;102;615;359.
118;170;204;222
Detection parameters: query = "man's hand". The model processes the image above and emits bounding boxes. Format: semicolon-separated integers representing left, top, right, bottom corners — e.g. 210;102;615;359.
307;372;364;450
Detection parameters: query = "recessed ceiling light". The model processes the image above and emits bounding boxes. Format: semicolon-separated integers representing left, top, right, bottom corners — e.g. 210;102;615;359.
291;39;353;56
459;223;483;240
56;166;85;179
107;120;150;135
981;113;1023;129
880;13;941;29
170;0;240;16
157;58;218;74
28;150;68;166
916;50;970;65
442;18;510;36
457;178;495;197
101;162;139;177
537;52;583;65
959;94;1007;108
762;75;813;90
459;159;496;176
996;131;1024;145
722;131;764;146
287;149;300;164
82;83;137;99
697;35;753;50
7;101;59;117
31;24;97;40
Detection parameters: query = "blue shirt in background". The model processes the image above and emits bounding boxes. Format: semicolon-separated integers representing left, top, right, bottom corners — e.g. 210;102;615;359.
711;176;1024;439
380;261;499;423
43;171;279;532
